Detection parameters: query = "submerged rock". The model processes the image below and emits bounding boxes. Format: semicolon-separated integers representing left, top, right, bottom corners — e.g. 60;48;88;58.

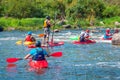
112;33;120;45
54;29;60;33
63;24;71;29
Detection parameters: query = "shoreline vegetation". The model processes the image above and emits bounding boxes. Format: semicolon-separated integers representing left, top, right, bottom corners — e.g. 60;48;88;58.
0;16;120;31
0;0;120;31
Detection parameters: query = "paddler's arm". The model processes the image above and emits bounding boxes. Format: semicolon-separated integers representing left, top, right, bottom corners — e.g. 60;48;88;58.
43;49;50;57
24;54;32;59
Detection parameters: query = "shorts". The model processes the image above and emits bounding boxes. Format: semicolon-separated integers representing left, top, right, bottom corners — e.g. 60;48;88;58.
44;28;50;37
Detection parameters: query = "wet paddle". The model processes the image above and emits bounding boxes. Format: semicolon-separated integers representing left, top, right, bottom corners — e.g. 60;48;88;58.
16;40;23;45
6;52;62;63
50;52;62;57
6;58;22;63
38;34;44;37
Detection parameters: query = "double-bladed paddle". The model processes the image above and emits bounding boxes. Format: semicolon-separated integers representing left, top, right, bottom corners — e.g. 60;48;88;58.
6;52;62;63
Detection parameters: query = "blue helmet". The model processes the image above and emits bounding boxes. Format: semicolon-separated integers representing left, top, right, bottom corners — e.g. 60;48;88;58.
35;41;41;47
27;31;32;35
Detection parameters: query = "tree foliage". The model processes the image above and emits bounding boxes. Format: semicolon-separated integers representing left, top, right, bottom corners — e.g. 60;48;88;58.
0;0;119;25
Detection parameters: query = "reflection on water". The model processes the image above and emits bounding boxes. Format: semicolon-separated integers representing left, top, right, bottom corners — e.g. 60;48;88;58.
6;64;17;77
0;30;120;80
26;66;47;75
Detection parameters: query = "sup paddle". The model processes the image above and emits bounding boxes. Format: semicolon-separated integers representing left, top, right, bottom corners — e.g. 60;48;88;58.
6;52;62;63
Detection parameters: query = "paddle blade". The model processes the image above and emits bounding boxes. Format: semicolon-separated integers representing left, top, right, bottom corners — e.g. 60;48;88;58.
38;34;44;37
50;52;62;57
16;40;22;45
6;58;21;63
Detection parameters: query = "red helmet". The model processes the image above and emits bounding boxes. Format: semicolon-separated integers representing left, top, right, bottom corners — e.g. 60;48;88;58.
106;28;110;33
86;30;90;33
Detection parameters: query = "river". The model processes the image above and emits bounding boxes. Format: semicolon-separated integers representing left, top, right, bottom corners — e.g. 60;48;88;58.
0;29;120;80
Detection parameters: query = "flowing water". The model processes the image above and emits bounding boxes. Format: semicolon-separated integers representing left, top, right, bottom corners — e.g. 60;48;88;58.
0;30;120;80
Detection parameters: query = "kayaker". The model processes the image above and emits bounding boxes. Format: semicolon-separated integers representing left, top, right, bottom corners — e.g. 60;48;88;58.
114;28;119;34
79;29;90;42
24;41;50;68
43;16;52;44
84;29;90;40
103;28;112;39
25;31;36;42
79;30;86;42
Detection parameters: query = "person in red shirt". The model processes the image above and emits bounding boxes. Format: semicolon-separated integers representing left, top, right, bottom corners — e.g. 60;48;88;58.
114;28;119;34
25;31;36;42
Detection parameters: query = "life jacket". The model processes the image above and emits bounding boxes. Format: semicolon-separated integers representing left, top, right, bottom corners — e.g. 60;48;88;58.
32;48;45;61
80;32;85;37
43;20;47;28
84;32;89;38
43;20;50;28
25;35;32;42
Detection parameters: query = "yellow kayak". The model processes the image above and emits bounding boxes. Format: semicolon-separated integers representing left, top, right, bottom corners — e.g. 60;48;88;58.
24;41;35;46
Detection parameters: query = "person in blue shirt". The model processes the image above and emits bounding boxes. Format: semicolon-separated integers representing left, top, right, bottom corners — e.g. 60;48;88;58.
24;41;50;68
24;41;50;61
103;28;112;39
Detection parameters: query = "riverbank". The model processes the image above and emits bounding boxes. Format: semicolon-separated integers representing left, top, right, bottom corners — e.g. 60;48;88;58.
0;16;120;31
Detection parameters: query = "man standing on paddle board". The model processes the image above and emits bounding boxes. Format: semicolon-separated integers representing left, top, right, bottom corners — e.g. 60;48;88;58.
43;16;52;45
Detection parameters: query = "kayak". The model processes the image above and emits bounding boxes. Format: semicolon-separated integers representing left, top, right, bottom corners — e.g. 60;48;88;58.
29;60;48;69
28;45;48;48
28;41;64;48
73;40;96;44
101;37;112;40
49;41;64;47
24;41;35;46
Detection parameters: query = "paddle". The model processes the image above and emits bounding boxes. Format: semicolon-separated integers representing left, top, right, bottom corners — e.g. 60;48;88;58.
6;52;62;63
38;33;44;37
6;58;22;63
50;52;62;57
16;40;23;45
51;12;56;43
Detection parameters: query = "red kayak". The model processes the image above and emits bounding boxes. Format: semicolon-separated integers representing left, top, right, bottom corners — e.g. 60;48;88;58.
49;41;64;47
28;41;64;48
101;37;112;40
73;40;96;44
29;60;48;69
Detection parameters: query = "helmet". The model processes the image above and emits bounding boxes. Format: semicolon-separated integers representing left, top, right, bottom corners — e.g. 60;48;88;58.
106;28;110;33
46;16;50;20
27;31;32;35
86;30;90;33
35;41;41;47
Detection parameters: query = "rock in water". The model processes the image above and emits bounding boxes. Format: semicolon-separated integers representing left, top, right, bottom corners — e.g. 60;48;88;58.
112;33;120;45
